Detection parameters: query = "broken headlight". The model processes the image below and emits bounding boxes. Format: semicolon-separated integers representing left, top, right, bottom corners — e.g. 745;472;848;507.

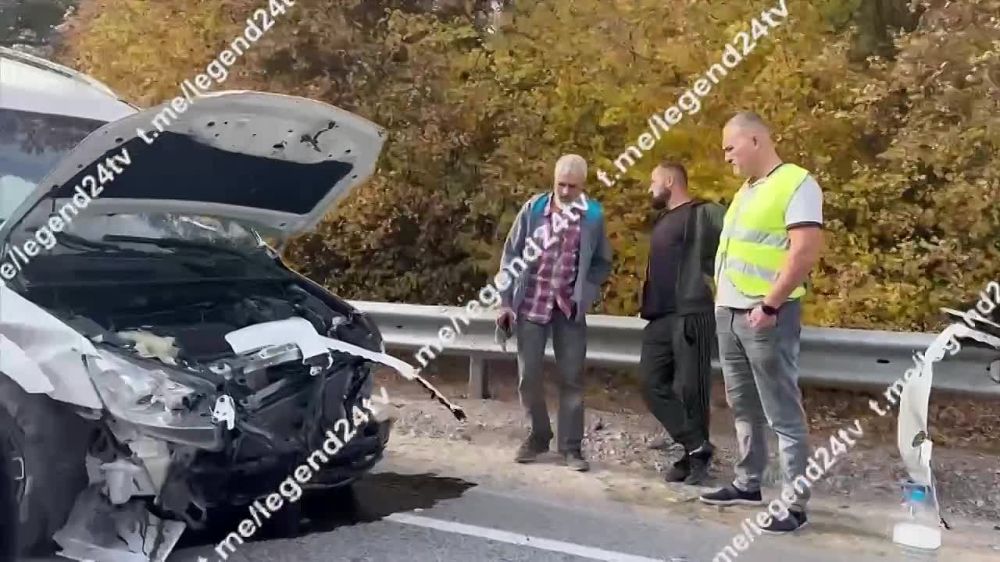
87;347;216;428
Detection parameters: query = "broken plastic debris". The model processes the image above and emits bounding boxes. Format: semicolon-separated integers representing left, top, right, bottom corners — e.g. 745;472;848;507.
225;317;466;420
116;330;180;366
101;459;156;505
53;486;184;562
211;395;236;430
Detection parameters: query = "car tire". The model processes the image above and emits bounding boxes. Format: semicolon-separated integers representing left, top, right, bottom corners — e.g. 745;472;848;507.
0;373;93;556
0;426;17;562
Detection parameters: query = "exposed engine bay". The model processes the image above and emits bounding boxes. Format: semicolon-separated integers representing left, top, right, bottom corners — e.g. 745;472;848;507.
3;248;465;561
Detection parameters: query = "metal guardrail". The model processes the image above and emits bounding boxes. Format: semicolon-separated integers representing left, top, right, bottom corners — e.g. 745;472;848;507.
349;300;1000;399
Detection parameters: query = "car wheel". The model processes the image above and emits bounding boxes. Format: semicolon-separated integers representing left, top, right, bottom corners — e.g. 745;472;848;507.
0;373;93;556
0;426;17;561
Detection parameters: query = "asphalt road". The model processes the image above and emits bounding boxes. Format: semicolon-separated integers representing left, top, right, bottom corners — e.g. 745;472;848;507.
148;458;916;562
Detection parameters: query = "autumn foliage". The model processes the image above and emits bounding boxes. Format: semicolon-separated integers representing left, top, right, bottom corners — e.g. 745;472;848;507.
54;0;1000;331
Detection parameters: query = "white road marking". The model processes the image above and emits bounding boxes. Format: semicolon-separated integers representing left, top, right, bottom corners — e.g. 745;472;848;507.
386;512;665;562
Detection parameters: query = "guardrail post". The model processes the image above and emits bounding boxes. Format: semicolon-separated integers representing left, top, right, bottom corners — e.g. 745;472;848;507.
469;354;490;399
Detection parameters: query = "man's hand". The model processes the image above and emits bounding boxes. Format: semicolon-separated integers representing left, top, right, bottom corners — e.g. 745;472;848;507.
748;305;777;330
497;307;516;333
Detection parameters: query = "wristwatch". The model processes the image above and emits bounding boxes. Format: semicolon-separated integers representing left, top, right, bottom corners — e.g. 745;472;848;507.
761;304;779;316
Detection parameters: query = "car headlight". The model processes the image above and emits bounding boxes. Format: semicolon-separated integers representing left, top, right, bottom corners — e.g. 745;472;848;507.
87;347;220;441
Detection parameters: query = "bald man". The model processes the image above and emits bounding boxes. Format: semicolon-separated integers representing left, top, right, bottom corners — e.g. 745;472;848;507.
497;154;613;471
699;112;824;535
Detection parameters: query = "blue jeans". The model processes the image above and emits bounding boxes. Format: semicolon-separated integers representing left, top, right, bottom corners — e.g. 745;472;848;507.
715;300;811;511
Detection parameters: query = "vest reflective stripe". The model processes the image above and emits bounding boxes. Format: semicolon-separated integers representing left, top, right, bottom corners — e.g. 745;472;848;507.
716;163;810;299
729;226;788;249
723;239;787;272
722;256;780;280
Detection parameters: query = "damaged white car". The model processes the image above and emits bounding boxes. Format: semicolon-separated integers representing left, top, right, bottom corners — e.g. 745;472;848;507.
0;48;464;561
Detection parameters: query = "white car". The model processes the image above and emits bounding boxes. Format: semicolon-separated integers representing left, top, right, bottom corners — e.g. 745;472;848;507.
0;47;463;561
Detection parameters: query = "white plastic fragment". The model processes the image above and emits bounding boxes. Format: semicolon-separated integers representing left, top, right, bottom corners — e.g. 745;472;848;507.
896;322;1000;503
211;395;237;430
224;316;466;420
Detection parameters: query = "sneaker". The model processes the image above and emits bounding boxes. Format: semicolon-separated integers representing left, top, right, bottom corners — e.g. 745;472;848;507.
664;456;690;482
564;450;590;472
761;509;808;534
514;436;549;463
699;483;764;506
682;441;714;485
683;454;711;486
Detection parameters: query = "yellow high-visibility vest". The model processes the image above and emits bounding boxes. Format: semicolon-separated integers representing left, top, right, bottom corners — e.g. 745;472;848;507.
715;163;810;299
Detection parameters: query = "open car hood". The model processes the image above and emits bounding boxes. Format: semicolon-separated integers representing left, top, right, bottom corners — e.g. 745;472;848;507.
1;91;385;240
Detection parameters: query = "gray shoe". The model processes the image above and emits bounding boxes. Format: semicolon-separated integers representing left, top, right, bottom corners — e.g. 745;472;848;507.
564;450;590;472
515;437;549;463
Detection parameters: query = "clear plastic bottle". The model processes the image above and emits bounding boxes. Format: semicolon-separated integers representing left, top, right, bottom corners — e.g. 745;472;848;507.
892;482;942;555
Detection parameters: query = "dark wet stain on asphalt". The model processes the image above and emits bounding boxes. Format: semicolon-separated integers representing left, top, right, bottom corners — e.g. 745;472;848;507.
176;472;476;548
303;472;476;531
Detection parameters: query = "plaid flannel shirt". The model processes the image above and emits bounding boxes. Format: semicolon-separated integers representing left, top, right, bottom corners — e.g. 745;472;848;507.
518;197;582;323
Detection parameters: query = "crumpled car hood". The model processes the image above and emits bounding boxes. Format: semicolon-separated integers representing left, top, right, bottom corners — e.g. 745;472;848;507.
0;91;385;242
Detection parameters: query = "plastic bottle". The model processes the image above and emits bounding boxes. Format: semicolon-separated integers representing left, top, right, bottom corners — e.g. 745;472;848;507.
892;483;942;554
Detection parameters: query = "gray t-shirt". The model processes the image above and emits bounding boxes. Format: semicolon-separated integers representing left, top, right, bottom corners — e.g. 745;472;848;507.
714;170;823;309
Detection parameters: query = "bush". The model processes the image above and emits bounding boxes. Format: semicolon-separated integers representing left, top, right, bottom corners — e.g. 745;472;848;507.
57;0;1000;331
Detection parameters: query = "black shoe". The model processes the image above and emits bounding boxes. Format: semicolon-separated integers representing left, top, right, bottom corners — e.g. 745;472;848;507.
683;454;711;485
689;441;715;458
564;450;590;472
514;436;549;463
699;483;764;506
761;509;808;534
664;456;690;482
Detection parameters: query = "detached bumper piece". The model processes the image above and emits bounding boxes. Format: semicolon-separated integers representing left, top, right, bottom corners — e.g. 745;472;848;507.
53;487;184;562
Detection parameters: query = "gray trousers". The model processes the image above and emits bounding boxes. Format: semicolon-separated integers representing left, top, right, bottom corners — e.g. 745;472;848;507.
715;300;811;511
516;309;586;452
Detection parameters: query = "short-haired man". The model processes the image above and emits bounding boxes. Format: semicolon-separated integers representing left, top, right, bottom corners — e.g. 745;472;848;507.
640;161;725;485
699;112;824;534
497;154;613;472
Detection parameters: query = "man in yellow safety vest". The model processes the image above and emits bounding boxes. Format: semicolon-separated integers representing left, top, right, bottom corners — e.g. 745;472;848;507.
699;112;824;535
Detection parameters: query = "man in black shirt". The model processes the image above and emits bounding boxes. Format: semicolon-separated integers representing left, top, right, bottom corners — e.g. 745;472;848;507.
640;161;725;485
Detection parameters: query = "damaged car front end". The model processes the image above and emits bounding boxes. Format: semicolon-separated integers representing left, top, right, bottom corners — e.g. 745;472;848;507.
0;50;464;561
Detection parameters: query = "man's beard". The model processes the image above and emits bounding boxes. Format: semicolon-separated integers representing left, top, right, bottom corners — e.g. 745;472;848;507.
651;190;671;210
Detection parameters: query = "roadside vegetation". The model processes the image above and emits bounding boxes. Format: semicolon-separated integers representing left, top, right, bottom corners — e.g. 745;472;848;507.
44;0;1000;331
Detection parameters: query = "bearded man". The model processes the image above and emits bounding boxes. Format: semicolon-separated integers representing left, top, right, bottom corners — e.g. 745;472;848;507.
639;160;725;485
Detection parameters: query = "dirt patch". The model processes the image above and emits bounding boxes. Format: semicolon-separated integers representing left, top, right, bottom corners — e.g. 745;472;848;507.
375;355;1000;529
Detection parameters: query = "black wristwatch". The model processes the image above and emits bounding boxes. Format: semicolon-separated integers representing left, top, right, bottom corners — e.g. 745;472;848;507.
761;304;779;316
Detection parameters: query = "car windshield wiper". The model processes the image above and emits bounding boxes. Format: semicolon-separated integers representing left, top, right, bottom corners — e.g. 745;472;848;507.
101;234;264;260
55;232;151;256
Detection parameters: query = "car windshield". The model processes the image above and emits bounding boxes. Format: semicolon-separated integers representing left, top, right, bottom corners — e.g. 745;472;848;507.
58;212;267;255
0;108;106;224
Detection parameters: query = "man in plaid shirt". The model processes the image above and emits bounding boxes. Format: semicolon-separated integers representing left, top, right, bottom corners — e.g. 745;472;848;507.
496;154;613;471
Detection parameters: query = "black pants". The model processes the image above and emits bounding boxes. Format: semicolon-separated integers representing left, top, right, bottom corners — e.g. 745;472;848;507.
639;312;715;451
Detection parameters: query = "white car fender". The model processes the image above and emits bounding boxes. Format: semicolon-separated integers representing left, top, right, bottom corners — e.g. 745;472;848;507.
0;334;55;393
0;282;104;409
